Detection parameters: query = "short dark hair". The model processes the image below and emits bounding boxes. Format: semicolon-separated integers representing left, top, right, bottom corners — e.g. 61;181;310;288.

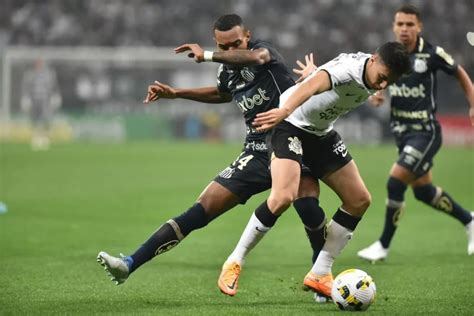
396;4;421;21
213;14;244;31
376;42;411;77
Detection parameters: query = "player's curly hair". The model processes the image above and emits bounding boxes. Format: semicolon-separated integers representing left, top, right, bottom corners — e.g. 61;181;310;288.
213;14;244;31
377;42;412;77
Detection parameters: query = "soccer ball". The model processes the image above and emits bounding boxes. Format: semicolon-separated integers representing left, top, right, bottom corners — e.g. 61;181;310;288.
331;269;376;311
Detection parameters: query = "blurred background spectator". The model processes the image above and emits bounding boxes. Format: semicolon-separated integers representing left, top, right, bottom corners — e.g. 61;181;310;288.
20;58;61;150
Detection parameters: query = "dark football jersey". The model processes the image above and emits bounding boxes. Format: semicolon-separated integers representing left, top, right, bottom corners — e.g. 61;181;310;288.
216;39;295;149
388;37;458;129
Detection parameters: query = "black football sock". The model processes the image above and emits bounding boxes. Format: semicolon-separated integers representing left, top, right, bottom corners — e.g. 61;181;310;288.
413;184;472;225
293;197;327;263
254;200;279;227
332;207;362;231
130;203;208;273
379;177;407;248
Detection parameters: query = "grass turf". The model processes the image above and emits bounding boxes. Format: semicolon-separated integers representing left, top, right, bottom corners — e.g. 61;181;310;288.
0;141;473;315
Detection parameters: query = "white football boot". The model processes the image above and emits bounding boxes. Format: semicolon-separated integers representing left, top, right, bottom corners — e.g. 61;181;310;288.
357;241;389;263
466;212;474;256
97;251;130;285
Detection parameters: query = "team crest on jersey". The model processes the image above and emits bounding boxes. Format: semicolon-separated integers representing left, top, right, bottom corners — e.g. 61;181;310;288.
288;137;302;155
414;58;428;73
240;67;255;82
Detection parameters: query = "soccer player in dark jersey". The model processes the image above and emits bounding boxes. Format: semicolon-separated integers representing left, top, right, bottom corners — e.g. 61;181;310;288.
97;14;326;290
358;4;474;262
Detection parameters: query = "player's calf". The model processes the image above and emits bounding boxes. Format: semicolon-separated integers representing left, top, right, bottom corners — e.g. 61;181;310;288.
413;184;472;224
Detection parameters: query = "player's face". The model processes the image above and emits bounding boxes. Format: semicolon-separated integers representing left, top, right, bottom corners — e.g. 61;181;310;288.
393;12;421;47
214;26;251;51
366;55;398;90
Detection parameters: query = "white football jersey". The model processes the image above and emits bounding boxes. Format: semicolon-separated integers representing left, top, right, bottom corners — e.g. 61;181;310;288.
283;52;375;136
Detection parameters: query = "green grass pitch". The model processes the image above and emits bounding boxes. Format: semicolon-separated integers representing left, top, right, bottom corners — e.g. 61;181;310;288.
1;142;473;315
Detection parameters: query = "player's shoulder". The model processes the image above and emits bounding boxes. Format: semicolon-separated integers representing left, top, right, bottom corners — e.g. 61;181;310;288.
322;52;370;73
328;52;370;64
249;39;275;51
417;37;435;54
418;37;455;66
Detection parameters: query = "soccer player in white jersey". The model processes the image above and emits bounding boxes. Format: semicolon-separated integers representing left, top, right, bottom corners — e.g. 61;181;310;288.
217;42;411;298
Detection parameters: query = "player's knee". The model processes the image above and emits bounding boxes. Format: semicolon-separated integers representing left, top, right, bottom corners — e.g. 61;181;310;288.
354;190;371;213
343;189;371;215
268;192;295;212
413;184;437;204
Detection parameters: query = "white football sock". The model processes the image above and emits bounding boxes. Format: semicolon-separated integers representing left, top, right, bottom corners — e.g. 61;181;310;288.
226;213;271;265
312;219;353;275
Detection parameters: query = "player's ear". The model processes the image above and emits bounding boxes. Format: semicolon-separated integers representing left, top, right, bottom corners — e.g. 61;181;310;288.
417;21;423;33
369;55;376;65
245;30;251;41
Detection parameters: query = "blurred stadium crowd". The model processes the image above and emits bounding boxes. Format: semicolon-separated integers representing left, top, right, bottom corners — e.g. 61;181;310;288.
2;0;473;69
1;0;473;144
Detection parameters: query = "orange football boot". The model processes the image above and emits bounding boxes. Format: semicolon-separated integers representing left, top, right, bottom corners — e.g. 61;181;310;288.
303;271;334;298
218;262;241;296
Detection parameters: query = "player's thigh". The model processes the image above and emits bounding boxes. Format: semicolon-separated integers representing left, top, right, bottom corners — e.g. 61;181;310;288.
322;160;371;214
267;157;300;214
197;181;241;218
211;151;272;209
394;131;441;180
267;121;304;212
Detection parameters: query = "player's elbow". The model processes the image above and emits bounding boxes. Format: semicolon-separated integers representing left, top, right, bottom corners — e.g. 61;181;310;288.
251;49;271;65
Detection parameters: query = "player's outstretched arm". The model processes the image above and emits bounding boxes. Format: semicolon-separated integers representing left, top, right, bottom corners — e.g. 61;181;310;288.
253;71;331;131
455;65;474;125
143;81;232;104
175;43;270;66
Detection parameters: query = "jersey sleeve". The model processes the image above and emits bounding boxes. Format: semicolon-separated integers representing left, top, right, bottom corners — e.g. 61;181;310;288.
319;58;354;88
433;46;458;75
216;64;231;94
251;40;281;67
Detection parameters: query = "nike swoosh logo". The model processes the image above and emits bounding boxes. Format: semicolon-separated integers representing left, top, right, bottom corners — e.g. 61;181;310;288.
227;278;238;290
341;150;348;157
256;227;266;233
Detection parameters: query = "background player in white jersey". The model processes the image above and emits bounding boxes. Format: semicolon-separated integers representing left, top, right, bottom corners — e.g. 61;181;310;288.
358;4;474;263
217;42;411;298
97;14;327;290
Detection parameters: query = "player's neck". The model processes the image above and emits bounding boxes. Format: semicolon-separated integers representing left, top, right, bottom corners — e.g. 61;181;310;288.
406;41;417;53
405;36;419;53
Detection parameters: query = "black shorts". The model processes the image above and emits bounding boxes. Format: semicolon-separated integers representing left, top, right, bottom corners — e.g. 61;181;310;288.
270;120;352;179
394;124;442;178
214;146;314;204
214;150;271;204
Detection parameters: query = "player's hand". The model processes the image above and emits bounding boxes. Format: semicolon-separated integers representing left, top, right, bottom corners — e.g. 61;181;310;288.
368;90;385;107
253;108;291;132
143;81;177;104
293;53;317;83
174;43;205;63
